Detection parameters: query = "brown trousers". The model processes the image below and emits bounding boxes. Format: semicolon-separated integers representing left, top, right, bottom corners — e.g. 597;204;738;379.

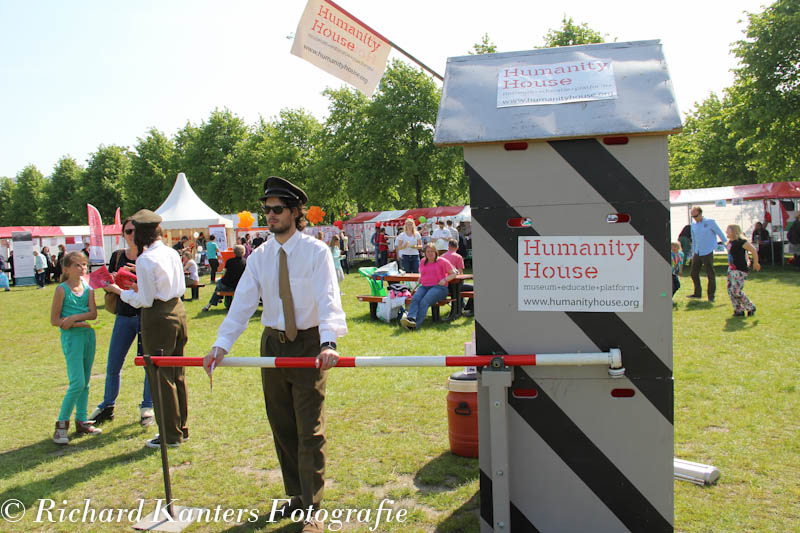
141;298;188;444
260;327;326;508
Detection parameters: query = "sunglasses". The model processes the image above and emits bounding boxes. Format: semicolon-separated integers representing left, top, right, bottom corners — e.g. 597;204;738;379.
124;228;135;235
262;204;289;215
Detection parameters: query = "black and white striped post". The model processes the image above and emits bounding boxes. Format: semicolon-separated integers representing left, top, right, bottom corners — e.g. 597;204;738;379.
435;40;681;531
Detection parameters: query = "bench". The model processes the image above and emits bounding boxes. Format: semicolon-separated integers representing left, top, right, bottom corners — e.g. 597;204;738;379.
357;292;474;322
184;283;206;301
215;290;235;308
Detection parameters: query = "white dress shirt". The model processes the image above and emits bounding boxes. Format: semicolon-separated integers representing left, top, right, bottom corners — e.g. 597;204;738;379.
120;239;186;308
432;228;451;250
214;229;347;352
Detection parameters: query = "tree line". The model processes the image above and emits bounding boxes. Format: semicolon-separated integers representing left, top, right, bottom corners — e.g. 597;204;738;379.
0;58;466;227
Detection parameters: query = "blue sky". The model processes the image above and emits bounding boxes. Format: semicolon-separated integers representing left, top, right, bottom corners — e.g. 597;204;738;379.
0;0;766;179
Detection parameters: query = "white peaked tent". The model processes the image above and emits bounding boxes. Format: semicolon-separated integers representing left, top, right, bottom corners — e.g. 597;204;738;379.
155;173;234;230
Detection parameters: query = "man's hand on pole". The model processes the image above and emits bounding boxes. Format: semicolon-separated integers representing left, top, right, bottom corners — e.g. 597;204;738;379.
317;348;340;371
203;346;227;378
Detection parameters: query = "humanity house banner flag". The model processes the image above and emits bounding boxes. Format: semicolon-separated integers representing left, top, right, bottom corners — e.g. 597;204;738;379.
291;0;391;96
87;204;105;265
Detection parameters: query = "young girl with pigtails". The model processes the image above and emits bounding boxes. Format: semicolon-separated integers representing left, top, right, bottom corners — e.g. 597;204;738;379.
50;251;101;444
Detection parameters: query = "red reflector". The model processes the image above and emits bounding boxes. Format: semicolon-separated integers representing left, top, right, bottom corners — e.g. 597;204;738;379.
504;142;528;151
606;213;631;223
513;388;538;399
611;388;635;398
507;217;533;228
603;136;629;145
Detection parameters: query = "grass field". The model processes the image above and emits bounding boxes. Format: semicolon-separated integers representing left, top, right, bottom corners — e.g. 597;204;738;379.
0;260;798;532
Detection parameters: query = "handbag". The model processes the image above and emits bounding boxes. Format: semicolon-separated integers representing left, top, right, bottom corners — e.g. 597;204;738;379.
104;291;119;315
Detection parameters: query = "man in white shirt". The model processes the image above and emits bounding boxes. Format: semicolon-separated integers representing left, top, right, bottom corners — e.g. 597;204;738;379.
203;177;346;533
432;220;451;255
105;209;189;449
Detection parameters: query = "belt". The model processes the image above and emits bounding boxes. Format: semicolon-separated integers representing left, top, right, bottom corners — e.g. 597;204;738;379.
263;326;319;344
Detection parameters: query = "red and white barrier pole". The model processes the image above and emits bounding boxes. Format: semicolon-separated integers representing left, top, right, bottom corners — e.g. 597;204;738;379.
134;349;622;369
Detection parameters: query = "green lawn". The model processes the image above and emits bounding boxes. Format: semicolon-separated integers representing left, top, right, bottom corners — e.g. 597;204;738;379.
0;260;797;532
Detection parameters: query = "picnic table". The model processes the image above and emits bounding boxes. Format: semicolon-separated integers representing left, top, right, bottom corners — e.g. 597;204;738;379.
370;272;473;319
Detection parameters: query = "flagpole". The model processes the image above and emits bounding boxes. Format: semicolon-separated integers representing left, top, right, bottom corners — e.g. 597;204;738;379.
324;0;444;82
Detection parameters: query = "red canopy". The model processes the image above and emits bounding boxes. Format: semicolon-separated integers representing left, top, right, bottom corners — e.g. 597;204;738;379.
0;225;122;239
343;211;382;224
343;206;469;226
0;226;63;238
401;206;464;220
670;181;800;204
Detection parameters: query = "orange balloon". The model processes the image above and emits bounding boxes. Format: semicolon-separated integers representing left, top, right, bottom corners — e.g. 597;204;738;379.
237;210;255;228
307;206;325;225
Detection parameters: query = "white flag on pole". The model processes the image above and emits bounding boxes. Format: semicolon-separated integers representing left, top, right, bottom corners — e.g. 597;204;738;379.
291;0;391;96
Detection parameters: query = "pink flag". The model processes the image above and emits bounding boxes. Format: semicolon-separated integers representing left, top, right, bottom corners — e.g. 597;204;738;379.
86;204;105;265
780;201;789;228
114;207;122;246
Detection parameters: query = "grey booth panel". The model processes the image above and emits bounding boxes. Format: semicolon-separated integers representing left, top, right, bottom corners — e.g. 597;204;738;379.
465;137;670;205
478;371;674;532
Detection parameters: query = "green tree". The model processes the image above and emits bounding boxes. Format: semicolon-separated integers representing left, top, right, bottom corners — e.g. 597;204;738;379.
173;108;251;213
0;177;16;226
8;165;46;225
218;117;267;215
316;61;467;212
668;93;756;189
259;108;323;193
470;33;497;55
77;145;131;223
125;128;175;214
315;86;371;215
541;15;607;47
365;59;466;208
43;157;83;224
728;0;799;181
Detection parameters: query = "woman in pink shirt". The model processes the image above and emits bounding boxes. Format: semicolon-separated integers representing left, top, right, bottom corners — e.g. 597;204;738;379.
401;243;458;330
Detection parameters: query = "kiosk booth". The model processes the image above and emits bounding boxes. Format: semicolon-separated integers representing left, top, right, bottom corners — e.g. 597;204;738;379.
435;41;681;531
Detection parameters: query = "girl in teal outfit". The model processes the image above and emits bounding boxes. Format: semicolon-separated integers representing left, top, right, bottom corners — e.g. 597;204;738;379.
50;251;101;444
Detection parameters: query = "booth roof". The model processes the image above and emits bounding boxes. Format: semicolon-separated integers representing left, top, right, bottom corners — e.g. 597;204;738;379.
155;172;233;230
434;40;682;145
670;181;800;205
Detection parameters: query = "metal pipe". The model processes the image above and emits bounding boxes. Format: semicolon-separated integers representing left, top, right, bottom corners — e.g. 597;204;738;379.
135;351;621;369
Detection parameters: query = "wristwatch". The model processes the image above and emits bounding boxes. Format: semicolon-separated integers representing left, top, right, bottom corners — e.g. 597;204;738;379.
320;341;337;351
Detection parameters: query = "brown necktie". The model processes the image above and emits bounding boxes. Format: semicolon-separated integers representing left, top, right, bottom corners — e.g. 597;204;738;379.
279;248;297;341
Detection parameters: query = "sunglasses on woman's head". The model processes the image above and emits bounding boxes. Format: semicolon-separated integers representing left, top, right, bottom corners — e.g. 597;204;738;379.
262;204;288;215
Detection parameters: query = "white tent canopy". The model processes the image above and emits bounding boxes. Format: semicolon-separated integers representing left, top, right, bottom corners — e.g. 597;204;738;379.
155;173;233;230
